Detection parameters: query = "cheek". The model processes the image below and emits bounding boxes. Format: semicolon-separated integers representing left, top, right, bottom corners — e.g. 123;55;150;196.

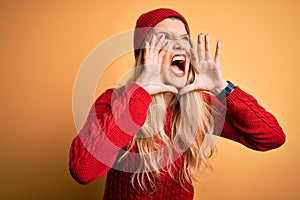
161;53;171;67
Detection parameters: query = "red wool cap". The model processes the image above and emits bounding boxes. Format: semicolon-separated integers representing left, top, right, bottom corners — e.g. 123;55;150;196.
134;8;190;58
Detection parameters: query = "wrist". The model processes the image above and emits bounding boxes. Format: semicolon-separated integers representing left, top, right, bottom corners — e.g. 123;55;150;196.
134;81;151;94
216;81;236;100
211;80;228;95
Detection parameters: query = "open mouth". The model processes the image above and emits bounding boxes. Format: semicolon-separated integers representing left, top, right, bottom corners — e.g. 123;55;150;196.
170;54;186;77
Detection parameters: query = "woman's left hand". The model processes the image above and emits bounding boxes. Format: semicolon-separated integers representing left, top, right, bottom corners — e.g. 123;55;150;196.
179;34;228;95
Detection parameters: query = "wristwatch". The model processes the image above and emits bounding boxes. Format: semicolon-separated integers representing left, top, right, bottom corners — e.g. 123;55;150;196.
216;81;235;100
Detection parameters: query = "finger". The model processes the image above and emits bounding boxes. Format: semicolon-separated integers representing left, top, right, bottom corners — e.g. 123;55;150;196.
197;33;205;61
162;84;179;94
161;41;173;59
150;34;158;61
178;83;196;95
156;34;166;49
166;40;174;51
148;82;179;94
204;34;212;60
158;41;170;64
150;34;157;50
155;34;166;62
214;40;222;65
190;48;200;73
163;41;172;52
144;41;150;62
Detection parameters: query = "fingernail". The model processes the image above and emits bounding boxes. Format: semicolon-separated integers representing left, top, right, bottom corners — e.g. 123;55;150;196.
198;33;202;44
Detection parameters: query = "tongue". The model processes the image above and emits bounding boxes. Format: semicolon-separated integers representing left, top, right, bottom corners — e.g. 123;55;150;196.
171;65;184;76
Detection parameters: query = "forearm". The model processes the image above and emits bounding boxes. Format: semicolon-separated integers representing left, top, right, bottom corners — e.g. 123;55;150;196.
220;87;285;151
69;83;152;184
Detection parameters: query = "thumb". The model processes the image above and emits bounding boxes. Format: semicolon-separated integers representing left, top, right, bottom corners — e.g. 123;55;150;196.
179;83;195;95
161;84;179;94
143;82;178;95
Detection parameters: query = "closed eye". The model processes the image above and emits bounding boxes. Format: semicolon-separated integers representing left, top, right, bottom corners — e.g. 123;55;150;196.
156;32;170;40
182;36;190;41
163;33;171;40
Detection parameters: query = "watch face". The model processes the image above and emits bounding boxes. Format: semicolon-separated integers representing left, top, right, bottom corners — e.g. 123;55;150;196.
225;81;235;96
216;81;235;100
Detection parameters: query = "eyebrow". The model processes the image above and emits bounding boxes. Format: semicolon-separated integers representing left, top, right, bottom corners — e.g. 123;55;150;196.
155;31;189;37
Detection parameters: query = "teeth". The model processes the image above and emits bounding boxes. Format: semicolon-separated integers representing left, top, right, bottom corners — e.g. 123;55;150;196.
172;55;185;62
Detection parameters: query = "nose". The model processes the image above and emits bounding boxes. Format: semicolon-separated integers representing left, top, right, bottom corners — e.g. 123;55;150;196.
173;39;184;50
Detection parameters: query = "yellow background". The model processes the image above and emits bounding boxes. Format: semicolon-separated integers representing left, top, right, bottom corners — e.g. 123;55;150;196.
1;0;299;199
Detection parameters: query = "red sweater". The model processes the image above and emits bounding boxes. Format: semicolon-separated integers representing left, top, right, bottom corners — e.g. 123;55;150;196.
69;83;285;200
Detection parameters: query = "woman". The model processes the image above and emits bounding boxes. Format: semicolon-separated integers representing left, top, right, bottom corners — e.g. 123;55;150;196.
69;8;285;199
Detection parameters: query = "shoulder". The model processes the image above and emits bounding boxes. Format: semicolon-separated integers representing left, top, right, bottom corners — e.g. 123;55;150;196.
95;86;126;105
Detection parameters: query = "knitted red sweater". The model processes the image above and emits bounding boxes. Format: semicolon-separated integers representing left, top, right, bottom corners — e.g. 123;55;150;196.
69;83;285;200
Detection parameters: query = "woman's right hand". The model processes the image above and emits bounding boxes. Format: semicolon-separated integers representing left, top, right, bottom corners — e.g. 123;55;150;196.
135;34;178;95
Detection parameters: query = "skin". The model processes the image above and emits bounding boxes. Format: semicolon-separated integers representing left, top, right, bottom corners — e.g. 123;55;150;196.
154;18;191;88
135;18;227;99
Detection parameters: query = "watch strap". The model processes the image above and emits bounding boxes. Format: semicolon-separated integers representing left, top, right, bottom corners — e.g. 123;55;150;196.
216;81;236;100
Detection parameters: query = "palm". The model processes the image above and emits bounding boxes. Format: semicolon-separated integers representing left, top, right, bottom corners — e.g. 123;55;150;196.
179;34;227;95
135;35;178;95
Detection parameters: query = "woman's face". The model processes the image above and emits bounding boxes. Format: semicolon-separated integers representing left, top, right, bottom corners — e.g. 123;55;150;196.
153;18;192;88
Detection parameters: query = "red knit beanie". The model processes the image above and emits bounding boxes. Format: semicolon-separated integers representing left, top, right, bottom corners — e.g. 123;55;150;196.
134;8;190;58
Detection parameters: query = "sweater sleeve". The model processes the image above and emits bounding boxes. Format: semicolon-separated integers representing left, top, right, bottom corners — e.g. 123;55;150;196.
69;83;152;184
216;86;285;151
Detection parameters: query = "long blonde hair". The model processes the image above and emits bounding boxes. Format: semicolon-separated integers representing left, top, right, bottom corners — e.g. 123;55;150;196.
119;24;215;191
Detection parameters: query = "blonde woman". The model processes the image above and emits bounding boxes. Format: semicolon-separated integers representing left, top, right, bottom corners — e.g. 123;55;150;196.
69;8;285;200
